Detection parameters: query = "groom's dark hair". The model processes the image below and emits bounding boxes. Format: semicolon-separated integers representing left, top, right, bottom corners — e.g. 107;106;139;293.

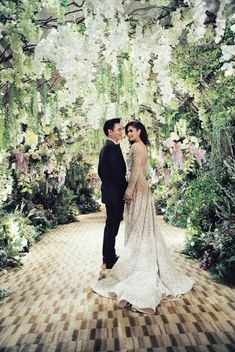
103;118;121;136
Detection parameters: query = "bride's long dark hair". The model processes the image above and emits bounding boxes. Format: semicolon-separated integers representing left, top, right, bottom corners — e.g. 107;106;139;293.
125;120;150;146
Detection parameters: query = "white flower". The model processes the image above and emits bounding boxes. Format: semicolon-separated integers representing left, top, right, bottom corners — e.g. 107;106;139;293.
21;237;28;248
179;140;188;150
190;136;199;147
9;219;19;237
190;241;195;246
221;62;235;76
0;23;4;40
220;45;235;62
214;1;227;44
170;132;180;141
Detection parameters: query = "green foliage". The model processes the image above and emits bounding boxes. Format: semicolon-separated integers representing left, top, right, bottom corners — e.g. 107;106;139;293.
0;285;11;300
65;155;100;214
60;0;69;6
213;157;235;221
76;187;100;214
26;205;55;240
184;222;235;285
164;105;204;140
180;156;235;285
0;248;8;269
34;185;77;225
172;34;221;85
0;211;37;269
205;75;235;154
0;125;100;270
164;169;219;230
182;226;205;259
171;27;235;158
153;25;235;285
152;178;172;215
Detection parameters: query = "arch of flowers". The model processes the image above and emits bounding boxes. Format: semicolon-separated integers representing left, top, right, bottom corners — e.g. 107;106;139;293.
0;0;234;295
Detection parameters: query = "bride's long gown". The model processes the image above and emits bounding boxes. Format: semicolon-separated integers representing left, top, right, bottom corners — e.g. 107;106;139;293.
92;142;194;314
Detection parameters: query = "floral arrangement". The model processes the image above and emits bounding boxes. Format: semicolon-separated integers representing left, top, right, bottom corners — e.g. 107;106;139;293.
0;211;37;268
11;139;66;195
184;221;235;284
0;153;13;208
160;119;206;177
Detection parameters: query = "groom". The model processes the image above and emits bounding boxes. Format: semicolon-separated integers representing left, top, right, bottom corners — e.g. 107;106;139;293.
98;118;127;269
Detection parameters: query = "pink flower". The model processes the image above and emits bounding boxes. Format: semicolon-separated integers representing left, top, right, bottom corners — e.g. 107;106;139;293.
162;166;170;183
164;137;175;148
47;159;53;173
15;150;29;175
159;150;170;183
58;170;66;190
188;143;206;166
40;165;48;178
172;143;184;170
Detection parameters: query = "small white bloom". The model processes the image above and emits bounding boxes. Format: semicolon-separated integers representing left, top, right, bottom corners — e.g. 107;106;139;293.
220;45;235;62
221;62;235;76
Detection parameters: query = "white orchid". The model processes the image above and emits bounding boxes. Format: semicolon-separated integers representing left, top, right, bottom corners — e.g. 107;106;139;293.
221;62;235;76
214;0;231;44
189;136;199;147
170;132;180;142
220;45;235;62
180;138;189;150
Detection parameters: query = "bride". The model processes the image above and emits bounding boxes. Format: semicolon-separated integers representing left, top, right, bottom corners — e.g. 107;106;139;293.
92;120;194;314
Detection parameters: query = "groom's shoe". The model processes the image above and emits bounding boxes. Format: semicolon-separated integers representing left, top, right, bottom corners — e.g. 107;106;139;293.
106;256;119;269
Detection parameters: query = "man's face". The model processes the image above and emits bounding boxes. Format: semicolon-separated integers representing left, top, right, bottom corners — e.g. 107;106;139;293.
108;123;123;142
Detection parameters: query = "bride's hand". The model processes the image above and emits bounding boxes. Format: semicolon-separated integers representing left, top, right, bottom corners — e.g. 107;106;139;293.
124;193;132;204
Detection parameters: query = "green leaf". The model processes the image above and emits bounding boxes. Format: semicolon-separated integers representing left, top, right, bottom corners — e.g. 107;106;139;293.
227;256;235;264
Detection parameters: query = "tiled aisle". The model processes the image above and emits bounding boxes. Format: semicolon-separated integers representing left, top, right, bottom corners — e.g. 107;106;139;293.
0;209;234;352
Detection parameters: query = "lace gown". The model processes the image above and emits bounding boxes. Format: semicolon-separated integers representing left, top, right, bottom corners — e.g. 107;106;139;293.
92;142;194;314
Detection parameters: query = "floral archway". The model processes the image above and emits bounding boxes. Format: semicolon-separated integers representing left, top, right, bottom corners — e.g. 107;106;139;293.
0;0;234;295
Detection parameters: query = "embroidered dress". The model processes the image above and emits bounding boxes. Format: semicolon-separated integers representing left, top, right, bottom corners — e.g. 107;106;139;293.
92;142;194;314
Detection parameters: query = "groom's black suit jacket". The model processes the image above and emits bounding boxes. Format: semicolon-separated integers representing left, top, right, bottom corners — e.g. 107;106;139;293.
98;140;127;204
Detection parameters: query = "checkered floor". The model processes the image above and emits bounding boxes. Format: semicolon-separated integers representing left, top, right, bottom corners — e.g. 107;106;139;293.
0;208;234;352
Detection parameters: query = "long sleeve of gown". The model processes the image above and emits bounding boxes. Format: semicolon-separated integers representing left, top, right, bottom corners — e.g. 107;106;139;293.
125;143;142;197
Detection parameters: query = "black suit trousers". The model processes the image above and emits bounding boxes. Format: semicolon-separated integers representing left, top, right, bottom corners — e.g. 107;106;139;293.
103;199;125;263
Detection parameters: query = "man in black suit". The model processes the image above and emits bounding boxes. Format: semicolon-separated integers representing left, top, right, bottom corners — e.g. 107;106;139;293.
98;118;127;269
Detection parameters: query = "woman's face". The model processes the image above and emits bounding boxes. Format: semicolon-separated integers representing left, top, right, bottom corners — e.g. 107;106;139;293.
126;125;141;143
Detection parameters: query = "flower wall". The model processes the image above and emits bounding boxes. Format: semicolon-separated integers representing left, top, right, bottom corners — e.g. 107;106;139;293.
0;0;234;285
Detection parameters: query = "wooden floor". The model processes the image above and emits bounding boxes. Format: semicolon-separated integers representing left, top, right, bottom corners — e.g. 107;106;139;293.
0;209;234;352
